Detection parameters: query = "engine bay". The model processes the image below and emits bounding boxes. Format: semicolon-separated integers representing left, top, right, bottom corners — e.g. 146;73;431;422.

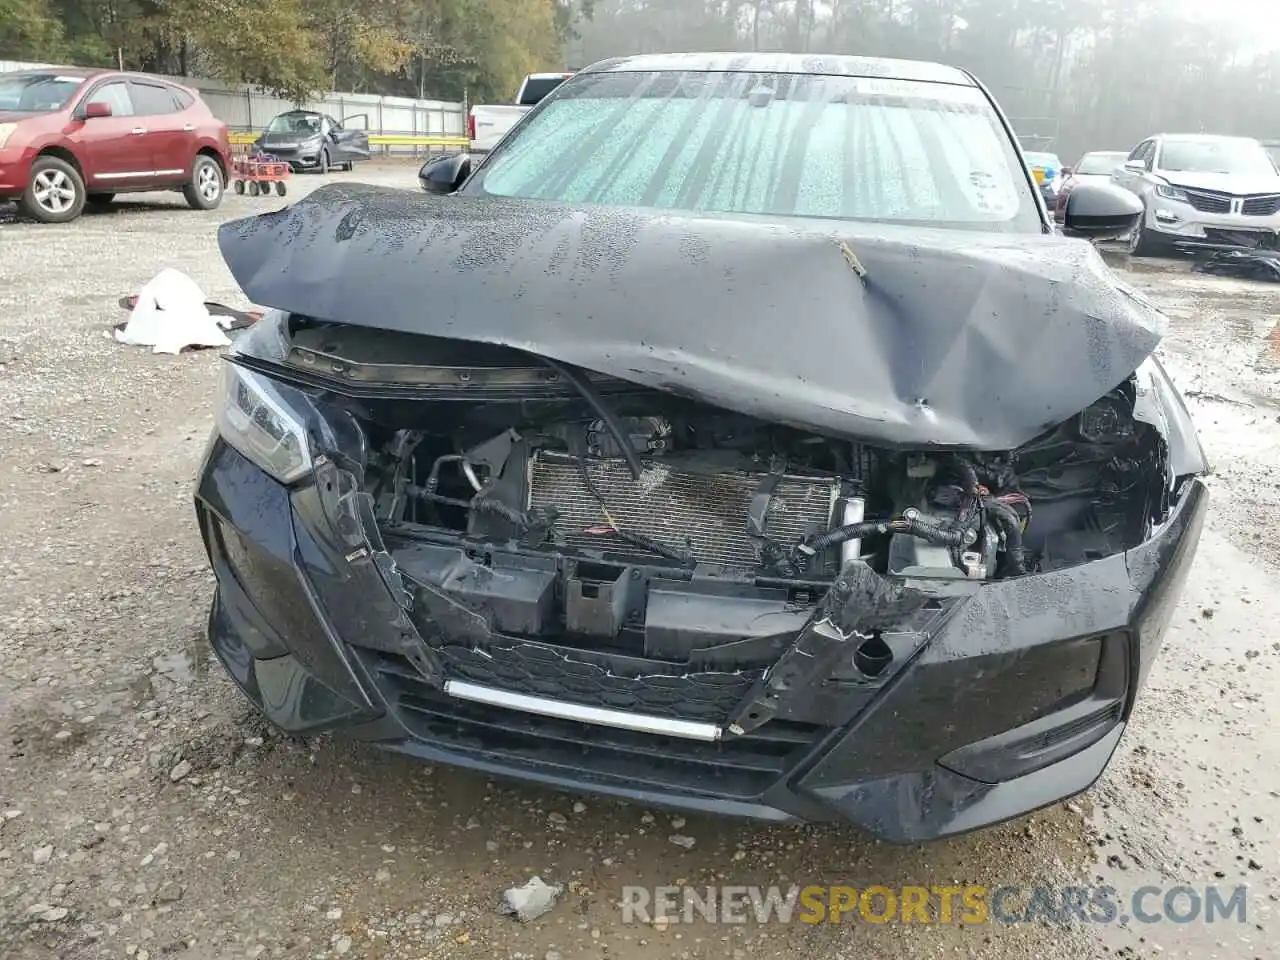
217;319;1179;668
325;343;1170;587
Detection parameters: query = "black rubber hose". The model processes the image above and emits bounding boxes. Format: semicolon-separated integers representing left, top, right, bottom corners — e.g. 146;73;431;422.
405;487;539;532
799;516;969;556
984;499;1027;575
472;496;534;528
537;355;643;481
798;521;891;556
953;457;980;498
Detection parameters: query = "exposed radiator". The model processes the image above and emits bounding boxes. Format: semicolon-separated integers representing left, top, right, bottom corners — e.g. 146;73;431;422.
528;451;839;567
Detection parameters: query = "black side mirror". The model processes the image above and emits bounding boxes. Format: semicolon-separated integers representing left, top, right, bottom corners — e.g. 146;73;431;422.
1061;183;1143;240
418;153;471;195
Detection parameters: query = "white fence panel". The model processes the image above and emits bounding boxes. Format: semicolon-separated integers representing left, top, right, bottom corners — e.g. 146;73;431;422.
1;60;464;155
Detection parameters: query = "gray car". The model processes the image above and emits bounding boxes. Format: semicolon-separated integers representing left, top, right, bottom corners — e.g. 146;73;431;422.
1112;133;1280;255
253;109;371;173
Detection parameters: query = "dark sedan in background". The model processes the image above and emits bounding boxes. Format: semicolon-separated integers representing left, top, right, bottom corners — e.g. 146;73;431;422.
253;109;370;173
202;53;1205;843
1054;150;1130;221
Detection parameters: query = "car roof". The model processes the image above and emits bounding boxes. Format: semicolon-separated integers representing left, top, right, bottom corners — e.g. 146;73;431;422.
2;67;100;80
2;67;195;91
579;52;974;86
1152;133;1261;144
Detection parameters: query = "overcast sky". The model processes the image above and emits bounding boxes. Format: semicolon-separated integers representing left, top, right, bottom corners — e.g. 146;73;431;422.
1179;0;1280;48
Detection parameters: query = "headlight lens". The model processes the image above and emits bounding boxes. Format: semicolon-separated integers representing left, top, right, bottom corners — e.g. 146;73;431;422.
0;123;17;149
216;362;312;483
1155;184;1188;202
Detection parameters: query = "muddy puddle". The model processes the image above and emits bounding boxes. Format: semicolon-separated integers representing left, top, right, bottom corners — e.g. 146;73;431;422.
1109;253;1280;399
1085;529;1280;959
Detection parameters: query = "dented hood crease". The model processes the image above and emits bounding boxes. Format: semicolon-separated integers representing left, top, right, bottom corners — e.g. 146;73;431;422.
217;183;1167;449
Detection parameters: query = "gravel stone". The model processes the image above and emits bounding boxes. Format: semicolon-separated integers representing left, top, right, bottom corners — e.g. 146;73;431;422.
501;877;563;923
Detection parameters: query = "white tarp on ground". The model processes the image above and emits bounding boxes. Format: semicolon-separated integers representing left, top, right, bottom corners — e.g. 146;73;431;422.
114;268;233;354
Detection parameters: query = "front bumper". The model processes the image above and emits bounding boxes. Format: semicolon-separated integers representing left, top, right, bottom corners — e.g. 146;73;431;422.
257;145;322;170
1146;203;1280;250
194;436;1208;842
0;147;32;198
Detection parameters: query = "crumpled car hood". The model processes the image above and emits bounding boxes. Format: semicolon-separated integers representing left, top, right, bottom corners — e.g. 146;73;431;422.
218;183;1167;449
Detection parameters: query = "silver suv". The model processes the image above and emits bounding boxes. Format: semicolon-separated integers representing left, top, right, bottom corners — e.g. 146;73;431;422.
1112;134;1280;255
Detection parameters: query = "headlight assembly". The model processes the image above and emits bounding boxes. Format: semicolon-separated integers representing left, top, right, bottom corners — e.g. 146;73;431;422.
1155;184;1188;202
0;123;17;149
216;361;313;484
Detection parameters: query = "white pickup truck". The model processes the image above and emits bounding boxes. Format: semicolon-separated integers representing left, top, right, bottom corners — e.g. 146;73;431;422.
467;72;574;153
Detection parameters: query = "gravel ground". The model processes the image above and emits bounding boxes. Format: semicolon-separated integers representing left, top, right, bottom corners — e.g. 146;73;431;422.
2;165;1279;960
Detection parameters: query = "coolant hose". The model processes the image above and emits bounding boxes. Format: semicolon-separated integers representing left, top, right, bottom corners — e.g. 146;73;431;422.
984;499;1026;575
798;516;969;557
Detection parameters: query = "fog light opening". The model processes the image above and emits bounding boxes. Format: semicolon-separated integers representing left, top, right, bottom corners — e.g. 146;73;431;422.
854;633;893;678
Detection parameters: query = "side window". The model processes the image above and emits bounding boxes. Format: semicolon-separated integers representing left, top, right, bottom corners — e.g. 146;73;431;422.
85;81;134;117
130;81;180;116
1138;140;1156;169
171;88;194;110
325;115;342;132
1146;140;1161;171
1128;140;1148;163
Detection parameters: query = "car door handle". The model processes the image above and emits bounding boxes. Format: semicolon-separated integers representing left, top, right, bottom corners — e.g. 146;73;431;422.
182;123;194;131
131;127;147;135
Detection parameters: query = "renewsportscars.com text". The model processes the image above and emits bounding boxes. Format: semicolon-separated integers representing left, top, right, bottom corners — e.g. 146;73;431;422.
620;884;1249;926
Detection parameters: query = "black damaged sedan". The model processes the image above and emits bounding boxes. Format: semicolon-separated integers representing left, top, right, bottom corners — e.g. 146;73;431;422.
196;53;1208;842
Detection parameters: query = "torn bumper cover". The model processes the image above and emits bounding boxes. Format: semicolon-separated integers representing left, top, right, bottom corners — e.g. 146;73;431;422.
195;427;1207;841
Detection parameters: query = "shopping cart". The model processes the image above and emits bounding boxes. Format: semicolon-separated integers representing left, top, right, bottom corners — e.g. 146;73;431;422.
231;154;291;198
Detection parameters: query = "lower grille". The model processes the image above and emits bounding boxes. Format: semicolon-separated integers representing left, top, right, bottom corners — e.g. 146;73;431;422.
1022;700;1123;755
1243;194;1280;217
361;650;823;799
1185;189;1231;214
431;636;758;722
529;452;837;566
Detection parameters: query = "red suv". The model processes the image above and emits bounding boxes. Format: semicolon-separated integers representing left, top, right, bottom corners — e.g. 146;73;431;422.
0;68;230;223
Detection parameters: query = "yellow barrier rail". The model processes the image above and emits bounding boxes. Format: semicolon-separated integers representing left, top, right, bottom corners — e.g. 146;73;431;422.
371;134;469;147
228;131;468;148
